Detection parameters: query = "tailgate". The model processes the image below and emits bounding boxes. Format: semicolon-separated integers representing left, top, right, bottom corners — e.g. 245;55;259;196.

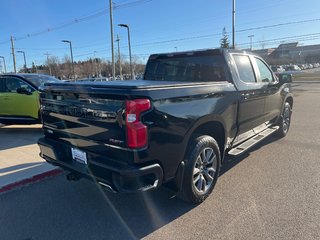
40;90;127;149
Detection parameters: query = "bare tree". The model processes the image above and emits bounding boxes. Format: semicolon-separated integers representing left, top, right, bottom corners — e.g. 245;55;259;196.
62;55;72;79
32;55;146;80
46;56;61;78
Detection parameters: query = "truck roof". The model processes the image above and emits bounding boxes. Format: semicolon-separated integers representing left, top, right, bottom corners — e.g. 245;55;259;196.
148;48;257;59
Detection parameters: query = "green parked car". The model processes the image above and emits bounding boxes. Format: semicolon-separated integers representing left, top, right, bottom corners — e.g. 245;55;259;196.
0;74;59;124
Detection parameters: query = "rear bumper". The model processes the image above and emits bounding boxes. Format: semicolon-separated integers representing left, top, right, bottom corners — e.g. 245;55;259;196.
38;137;163;193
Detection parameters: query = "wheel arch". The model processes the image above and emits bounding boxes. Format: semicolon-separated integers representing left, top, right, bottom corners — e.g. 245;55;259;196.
183;116;227;162
285;95;293;109
173;117;227;192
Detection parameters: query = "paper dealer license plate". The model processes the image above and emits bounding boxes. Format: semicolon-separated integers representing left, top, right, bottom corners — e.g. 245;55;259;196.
71;148;87;165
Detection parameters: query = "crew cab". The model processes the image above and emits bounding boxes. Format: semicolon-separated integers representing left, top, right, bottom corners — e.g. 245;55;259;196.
38;49;293;203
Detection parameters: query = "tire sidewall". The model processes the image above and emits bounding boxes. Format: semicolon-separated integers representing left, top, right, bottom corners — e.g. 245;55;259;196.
277;102;292;137
181;135;221;203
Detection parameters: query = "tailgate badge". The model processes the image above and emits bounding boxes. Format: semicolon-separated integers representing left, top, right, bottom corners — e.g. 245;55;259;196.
109;138;124;144
56;95;63;101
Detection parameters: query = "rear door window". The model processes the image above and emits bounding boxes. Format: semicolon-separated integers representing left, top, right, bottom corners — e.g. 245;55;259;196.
254;57;274;83
233;55;256;83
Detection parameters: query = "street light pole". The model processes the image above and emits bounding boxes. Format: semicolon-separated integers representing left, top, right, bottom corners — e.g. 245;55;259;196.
118;23;133;79
62;40;75;79
248;35;254;51
11;36;17;73
0;56;7;73
232;0;236;49
109;0;116;80
116;35;123;80
17;50;27;72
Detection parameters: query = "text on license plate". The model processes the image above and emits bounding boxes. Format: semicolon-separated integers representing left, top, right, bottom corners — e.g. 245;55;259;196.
71;148;87;165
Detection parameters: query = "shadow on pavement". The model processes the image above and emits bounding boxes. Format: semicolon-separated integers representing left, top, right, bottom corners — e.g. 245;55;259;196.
0;162;52;189
101;134;282;238
220;135;280;176
0;174;193;240
105;187;194;238
0;162;44;174
0;125;43;151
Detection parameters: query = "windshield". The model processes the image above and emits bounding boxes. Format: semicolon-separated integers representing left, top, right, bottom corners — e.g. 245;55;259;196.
144;54;228;82
22;74;59;87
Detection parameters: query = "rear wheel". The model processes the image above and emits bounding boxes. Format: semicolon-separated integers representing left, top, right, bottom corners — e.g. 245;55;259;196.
276;102;292;138
179;135;221;204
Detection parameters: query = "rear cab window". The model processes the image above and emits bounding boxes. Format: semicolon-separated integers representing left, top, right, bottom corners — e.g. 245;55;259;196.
144;51;229;82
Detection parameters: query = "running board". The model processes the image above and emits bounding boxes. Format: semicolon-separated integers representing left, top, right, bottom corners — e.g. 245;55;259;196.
228;126;279;156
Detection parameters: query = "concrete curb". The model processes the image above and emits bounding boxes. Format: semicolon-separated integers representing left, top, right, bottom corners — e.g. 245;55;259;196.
0;169;63;194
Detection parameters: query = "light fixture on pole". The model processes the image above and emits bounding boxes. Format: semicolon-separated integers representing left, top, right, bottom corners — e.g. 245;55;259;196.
0;56;7;73
118;23;133;79
17;50;27;72
61;40;75;79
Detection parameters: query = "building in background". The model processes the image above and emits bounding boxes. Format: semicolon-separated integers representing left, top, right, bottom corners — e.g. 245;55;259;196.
248;42;320;65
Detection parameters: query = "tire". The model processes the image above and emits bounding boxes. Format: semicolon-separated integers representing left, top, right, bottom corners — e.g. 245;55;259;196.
179;135;221;204
276;102;292;138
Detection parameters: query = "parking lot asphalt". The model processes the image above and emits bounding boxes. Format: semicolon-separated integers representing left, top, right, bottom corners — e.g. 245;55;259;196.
0;124;57;190
0;81;320;240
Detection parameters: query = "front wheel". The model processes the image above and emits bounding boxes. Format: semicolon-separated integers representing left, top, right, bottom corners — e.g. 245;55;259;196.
276;102;292;138
179;135;221;204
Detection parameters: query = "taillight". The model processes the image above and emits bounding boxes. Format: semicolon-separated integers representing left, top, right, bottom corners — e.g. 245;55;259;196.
126;99;151;148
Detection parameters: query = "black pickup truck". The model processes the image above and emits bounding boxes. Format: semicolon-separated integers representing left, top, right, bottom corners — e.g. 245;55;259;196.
38;48;293;203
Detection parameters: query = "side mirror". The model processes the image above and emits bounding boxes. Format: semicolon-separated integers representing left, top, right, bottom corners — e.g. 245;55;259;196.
278;73;292;84
17;87;32;95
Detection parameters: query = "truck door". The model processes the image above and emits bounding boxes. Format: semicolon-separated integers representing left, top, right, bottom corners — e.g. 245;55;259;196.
232;54;268;134
252;57;282;123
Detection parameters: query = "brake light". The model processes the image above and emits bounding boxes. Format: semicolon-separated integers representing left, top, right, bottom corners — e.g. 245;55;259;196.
126;99;151;148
